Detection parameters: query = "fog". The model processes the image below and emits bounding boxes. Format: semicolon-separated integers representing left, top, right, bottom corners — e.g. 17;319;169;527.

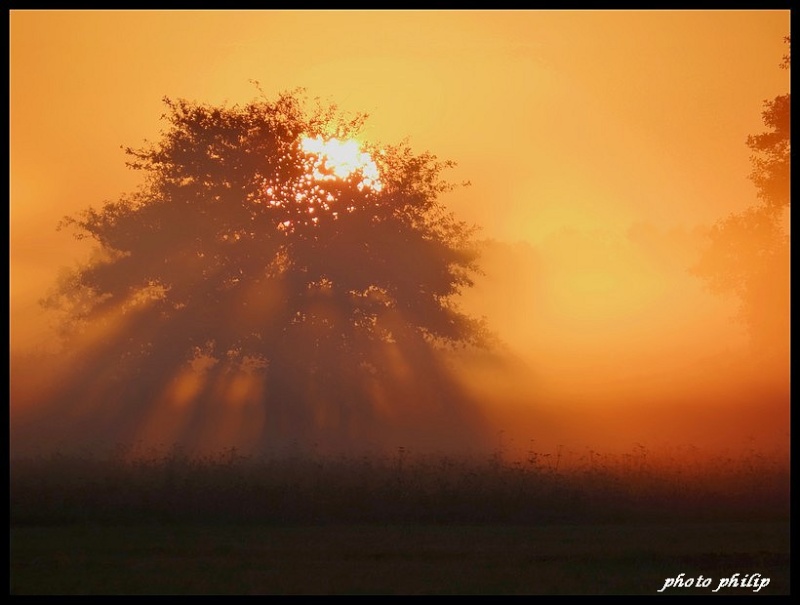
10;11;789;465
455;230;789;461
10;218;789;462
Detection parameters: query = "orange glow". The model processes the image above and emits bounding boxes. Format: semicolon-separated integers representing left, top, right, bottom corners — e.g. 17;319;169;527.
9;11;790;464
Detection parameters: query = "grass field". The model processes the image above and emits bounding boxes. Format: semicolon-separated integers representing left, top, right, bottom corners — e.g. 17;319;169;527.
10;446;790;594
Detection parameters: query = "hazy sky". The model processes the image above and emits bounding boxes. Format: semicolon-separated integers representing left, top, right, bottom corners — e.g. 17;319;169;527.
10;10;790;457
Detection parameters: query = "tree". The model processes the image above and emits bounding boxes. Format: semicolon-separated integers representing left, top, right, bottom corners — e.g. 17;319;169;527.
693;38;790;363
39;89;491;453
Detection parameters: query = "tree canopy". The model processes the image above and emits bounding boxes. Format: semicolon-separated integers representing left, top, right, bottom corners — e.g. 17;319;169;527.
41;89;490;453
693;38;790;362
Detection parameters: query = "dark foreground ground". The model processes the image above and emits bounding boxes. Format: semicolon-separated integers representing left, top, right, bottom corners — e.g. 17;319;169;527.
11;522;788;594
10;447;790;594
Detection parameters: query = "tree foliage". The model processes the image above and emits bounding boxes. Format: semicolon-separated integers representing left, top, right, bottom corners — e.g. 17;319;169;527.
42;89;490;452
693;38;790;360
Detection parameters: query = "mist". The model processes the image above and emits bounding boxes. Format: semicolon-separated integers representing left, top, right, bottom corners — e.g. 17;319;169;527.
10;216;789;464
455;228;789;462
10;11;789;469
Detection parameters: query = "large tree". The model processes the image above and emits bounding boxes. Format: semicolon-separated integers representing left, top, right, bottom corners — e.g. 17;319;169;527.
39;90;490;453
693;38;790;363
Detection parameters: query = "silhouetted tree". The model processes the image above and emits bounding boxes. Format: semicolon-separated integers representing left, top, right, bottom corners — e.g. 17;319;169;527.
693;38;790;361
41;89;490;453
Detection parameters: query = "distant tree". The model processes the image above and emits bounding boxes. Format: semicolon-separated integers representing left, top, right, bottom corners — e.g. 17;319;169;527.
41;89;490;452
693;38;790;362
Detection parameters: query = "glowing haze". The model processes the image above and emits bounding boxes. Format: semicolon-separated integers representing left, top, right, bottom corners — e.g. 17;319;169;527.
10;11;789;463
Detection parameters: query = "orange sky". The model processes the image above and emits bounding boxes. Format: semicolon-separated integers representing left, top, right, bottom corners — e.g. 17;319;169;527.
9;10;790;458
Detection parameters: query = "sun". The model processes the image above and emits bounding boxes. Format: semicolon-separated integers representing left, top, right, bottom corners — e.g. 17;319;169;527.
261;135;384;233
300;135;383;192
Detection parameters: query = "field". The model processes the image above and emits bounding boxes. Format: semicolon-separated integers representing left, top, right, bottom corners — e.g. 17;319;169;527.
10;445;790;594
